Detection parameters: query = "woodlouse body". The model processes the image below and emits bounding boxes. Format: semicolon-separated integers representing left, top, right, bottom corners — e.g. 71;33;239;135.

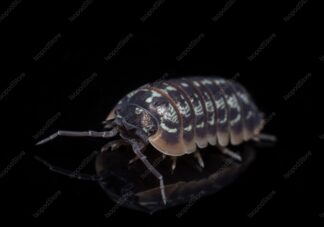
108;77;264;156
36;76;270;205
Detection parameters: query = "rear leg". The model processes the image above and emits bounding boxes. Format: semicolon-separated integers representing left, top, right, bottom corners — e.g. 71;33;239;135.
171;157;177;174
253;133;277;143
169;151;204;173
194;151;205;168
217;146;242;162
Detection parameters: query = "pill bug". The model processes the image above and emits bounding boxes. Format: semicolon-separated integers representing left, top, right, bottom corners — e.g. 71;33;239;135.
36;76;275;205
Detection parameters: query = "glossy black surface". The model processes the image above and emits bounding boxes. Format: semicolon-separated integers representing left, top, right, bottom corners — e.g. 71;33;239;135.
0;0;322;225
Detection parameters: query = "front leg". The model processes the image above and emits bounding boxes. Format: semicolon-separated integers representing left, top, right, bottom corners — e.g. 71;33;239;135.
131;142;167;205
36;128;119;145
120;133;167;205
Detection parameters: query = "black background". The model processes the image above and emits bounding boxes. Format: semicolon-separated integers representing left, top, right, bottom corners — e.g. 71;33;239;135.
0;0;323;225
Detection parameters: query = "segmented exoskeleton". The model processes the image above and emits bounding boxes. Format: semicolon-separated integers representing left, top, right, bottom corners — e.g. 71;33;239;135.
36;76;275;204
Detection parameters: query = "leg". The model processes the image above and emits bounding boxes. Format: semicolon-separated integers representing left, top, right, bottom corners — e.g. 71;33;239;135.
119;131;167;204
171;157;177;174
254;133;277;142
36;128;118;145
218;146;242;162
128;147;148;165
194;151;205;168
101;139;129;152
131;141;167;205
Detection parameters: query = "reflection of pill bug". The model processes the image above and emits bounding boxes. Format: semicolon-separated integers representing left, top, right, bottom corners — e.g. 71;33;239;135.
36;76;266;206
